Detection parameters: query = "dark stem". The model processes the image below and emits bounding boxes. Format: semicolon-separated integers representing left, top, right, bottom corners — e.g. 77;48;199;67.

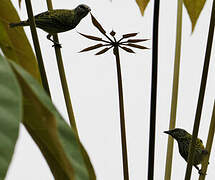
184;0;215;179
148;0;160;179
25;0;51;96
113;46;129;180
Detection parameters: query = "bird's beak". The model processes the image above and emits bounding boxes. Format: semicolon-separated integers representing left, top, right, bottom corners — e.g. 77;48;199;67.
88;7;91;12
164;130;171;135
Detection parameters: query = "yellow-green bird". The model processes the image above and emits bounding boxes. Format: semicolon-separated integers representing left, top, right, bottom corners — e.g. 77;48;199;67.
9;4;91;47
164;128;208;174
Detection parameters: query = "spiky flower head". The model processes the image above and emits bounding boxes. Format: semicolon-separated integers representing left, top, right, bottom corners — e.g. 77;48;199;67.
79;13;149;55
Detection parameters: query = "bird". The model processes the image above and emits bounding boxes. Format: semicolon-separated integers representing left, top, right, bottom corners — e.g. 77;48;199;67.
9;4;91;47
164;128;208;175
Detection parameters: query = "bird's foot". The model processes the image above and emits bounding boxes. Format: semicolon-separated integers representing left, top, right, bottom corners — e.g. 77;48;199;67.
199;169;207;176
52;43;62;48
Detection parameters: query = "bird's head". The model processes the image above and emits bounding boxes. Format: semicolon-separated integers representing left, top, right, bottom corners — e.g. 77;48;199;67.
75;4;91;18
164;128;190;141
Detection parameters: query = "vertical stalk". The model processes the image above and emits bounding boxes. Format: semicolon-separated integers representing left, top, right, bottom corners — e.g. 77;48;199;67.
164;0;183;179
113;46;129;180
185;0;215;179
199;100;215;180
45;0;78;136
25;0;51;96
45;1;96;179
148;0;160;179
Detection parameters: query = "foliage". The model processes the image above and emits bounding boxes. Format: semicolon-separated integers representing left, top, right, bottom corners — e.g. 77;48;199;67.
0;55;21;179
135;0;206;31
0;0;41;81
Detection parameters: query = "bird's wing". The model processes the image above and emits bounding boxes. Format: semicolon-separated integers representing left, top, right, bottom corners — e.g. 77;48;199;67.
34;10;75;33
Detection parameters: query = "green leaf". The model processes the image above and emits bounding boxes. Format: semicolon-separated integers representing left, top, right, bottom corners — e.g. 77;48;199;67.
0;54;22;179
0;0;41;82
135;0;150;16
10;61;95;180
183;0;206;32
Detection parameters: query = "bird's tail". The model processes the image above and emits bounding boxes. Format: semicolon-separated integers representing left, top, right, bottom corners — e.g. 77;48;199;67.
9;21;29;28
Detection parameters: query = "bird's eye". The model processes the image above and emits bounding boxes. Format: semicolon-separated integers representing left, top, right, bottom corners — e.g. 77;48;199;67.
79;5;86;10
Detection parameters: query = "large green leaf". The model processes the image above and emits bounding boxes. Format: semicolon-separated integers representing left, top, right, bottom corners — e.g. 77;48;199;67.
183;0;206;31
10;61;95;180
0;54;22;179
0;0;41;81
136;0;150;16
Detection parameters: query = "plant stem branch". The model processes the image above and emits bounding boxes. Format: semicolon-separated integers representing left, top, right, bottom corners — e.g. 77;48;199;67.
45;0;79;137
113;46;129;180
164;0;182;179
185;0;215;179
199;100;215;180
25;0;50;96
148;0;160;179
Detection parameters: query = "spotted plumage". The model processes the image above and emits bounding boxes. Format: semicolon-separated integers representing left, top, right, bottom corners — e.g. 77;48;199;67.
164;128;208;174
9;4;91;47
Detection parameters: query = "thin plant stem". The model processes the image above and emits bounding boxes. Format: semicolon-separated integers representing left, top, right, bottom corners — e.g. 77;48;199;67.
185;0;215;179
164;0;183;179
113;46;129;180
148;0;160;179
45;1;96;179
45;0;79;137
199;100;215;180
24;0;51;96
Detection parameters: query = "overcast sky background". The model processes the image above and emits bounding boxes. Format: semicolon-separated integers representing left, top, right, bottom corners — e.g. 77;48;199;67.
6;0;215;179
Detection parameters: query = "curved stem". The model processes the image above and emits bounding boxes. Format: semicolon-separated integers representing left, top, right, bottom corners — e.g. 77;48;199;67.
113;46;129;180
164;0;183;179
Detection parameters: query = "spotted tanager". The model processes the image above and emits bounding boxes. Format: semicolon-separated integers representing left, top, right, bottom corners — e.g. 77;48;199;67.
164;128;208;174
9;4;91;47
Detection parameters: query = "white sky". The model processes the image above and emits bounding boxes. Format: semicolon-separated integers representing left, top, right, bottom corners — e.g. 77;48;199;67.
6;0;215;179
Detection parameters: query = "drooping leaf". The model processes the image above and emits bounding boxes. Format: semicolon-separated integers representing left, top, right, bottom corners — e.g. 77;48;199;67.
126;43;149;49
135;0;150;16
119;46;135;53
0;0;41;82
0;54;22;179
183;0;206;31
78;32;104;42
126;38;149;43
95;47;112;55
122;32;139;39
79;43;104;53
10;61;95;180
90;13;106;35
